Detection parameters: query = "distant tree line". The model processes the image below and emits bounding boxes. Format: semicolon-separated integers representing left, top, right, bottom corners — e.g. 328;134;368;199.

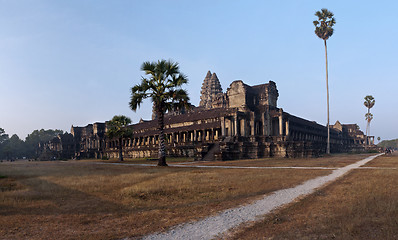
378;139;398;150
0;128;63;160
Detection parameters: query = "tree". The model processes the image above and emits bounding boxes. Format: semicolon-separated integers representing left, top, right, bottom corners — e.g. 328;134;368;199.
0;133;25;160
0;128;9;144
130;59;190;166
364;95;375;145
0;128;10;160
7;134;25;159
314;8;336;154
106;115;132;161
25;129;64;159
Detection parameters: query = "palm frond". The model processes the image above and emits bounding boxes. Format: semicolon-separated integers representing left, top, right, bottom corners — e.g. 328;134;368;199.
106;115;132;139
131;59;190;119
141;61;156;75
314;8;335;40
129;92;146;111
364;95;375;109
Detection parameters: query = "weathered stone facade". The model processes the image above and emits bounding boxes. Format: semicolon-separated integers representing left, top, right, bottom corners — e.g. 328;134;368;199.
200;71;225;109
70;122;106;159
38;133;75;160
47;71;371;160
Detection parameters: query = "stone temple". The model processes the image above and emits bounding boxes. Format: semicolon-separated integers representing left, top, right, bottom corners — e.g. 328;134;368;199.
42;71;371;160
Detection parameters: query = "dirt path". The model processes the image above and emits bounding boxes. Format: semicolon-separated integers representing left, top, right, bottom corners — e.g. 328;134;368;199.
140;153;383;240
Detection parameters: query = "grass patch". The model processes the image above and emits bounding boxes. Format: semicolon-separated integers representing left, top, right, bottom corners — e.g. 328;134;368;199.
103;156;195;164
0;160;330;239
230;153;398;240
192;153;374;168
363;153;398;168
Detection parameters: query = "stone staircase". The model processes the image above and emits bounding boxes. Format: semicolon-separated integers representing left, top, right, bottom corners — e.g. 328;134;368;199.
200;143;220;161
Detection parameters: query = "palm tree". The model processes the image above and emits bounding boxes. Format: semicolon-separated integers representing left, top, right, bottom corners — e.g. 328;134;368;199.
364;112;373;145
130;59;190;166
314;8;336;154
106;115;132;161
364;95;375;144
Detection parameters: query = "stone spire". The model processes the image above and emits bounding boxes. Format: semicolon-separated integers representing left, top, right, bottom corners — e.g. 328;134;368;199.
199;71;223;109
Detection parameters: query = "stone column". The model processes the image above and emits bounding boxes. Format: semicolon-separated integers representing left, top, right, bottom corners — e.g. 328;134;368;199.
221;117;225;136
285;120;289;137
263;112;270;136
250;120;255;136
229;118;233;136
234;114;238;136
279;109;283;136
244;118;249;136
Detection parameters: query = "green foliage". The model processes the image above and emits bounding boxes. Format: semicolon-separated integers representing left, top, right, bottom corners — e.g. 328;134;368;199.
365;112;373;122
0;128;64;160
378;139;398;149
106;115;132;161
364;95;375;144
0;128;9;144
7;134;25;158
364;95;375;109
313;9;335;155
24;129;64;158
0;128;10;159
25;129;64;144
130;59;190;166
106;115;132;139
130;59;190;113
314;8;336;41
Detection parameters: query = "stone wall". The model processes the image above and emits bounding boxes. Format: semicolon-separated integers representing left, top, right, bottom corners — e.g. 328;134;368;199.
58;72;370;161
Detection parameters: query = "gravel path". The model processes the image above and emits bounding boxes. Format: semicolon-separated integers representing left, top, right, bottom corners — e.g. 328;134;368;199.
141;153;383;240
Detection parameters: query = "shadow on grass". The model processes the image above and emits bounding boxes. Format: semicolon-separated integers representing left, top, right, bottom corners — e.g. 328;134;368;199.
0;177;129;216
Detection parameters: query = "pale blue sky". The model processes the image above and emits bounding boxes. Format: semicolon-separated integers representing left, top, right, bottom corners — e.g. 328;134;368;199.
1;0;397;141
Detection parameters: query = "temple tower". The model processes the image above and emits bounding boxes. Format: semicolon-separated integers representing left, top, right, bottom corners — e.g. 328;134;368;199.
199;71;223;109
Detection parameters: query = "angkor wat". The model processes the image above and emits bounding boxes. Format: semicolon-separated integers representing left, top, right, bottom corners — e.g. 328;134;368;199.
42;71;371;160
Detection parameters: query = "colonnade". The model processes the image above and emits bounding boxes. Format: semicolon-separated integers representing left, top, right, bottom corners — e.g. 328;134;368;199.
220;109;289;138
105;127;222;150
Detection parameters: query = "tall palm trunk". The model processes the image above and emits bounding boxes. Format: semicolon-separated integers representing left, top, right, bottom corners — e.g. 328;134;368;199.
118;137;123;161
366;108;370;145
157;104;167;166
325;40;330;154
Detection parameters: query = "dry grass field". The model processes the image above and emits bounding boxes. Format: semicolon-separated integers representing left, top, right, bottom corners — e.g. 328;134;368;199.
229;153;398;240
0;158;332;240
105;156;195;165
0;153;382;240
187;153;373;168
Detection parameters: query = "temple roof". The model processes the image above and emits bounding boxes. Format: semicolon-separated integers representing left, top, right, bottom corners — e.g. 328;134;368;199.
199;71;223;108
130;107;230;134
